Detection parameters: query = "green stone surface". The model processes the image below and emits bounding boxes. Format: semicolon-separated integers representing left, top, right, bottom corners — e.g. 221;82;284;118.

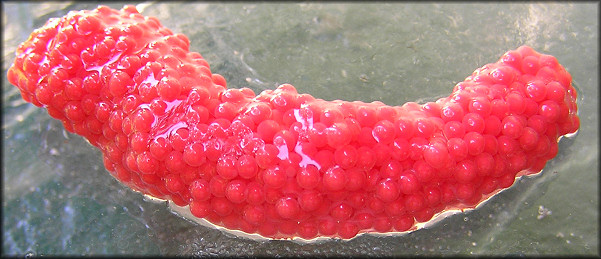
2;2;598;256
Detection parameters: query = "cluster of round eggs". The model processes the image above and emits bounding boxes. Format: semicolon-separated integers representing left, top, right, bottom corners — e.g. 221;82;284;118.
8;5;579;240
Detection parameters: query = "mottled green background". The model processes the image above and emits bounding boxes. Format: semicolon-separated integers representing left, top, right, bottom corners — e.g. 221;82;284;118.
2;2;598;256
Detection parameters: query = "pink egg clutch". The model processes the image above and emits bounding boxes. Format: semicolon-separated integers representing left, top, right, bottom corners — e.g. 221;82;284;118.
8;5;579;241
